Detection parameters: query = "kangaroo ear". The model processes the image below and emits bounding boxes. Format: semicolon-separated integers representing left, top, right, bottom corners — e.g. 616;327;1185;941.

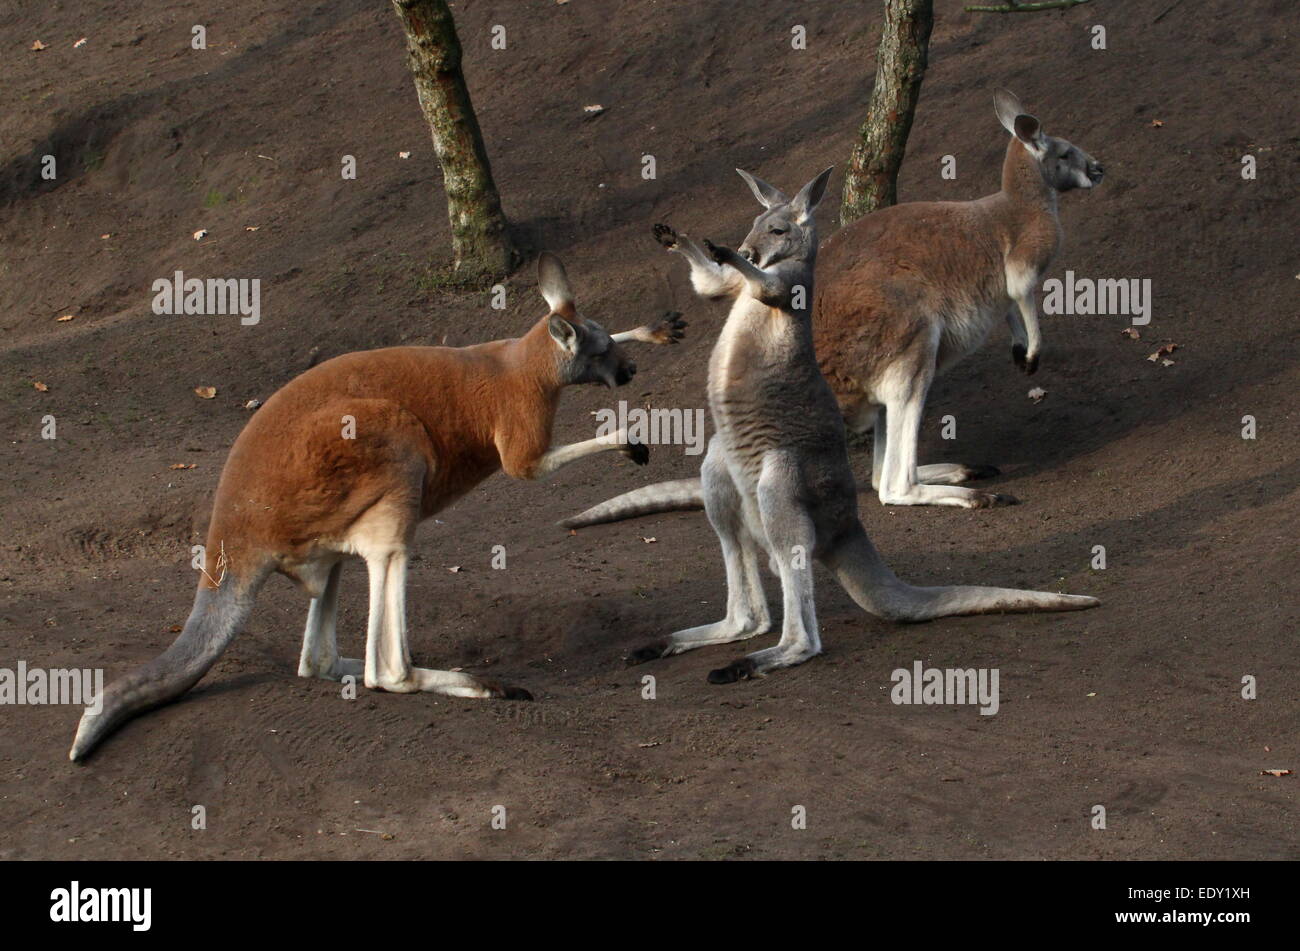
538;252;575;317
735;168;789;209
789;166;834;222
1012;113;1044;151
547;314;580;354
993;89;1025;134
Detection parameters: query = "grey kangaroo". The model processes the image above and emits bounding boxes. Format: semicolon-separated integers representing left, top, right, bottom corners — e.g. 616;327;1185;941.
564;91;1103;526
622;167;1097;683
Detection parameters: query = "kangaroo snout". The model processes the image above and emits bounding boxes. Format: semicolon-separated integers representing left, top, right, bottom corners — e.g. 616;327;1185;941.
1087;161;1104;185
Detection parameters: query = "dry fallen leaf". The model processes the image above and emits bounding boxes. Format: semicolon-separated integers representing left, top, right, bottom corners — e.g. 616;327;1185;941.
31;40;47;51
193;229;208;241
1147;343;1179;362
1150;119;1164;128
640;536;657;544
1027;386;1047;403
73;37;87;48
33;381;49;392
1120;327;1140;340
100;233;111;239
57;314;75;322
1260;769;1293;777
194;386;217;399
243;399;262;410
398;151;411;159
447;566;463;573
169;625;183;633
168;463;196;470
583;104;605;115
1160;358;1175;367
244;225;259;232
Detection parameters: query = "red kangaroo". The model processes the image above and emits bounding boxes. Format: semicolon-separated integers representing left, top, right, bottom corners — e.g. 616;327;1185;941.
70;253;686;761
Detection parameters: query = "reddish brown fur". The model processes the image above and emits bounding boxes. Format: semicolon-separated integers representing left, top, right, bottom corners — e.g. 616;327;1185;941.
813;138;1060;417
203;317;568;591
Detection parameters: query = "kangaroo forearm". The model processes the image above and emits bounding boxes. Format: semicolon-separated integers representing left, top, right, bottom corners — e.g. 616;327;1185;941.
712;248;787;306
676;235;745;300
526;433;623;479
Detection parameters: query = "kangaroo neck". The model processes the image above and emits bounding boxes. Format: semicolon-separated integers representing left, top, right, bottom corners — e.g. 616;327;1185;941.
999;138;1059;227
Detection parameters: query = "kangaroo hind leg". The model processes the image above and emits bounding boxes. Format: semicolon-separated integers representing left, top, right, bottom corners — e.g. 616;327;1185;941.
627;444;770;664
297;561;363;681
709;455;822;684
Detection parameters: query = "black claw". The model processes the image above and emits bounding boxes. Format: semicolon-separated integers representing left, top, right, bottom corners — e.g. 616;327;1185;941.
503;686;534;701
968;465;1001;480
707;658;757;684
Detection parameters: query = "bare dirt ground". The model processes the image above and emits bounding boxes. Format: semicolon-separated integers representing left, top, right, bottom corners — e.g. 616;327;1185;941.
1;0;1296;859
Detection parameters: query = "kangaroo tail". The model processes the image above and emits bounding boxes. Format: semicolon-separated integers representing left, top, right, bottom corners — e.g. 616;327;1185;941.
560;478;705;529
69;575;261;762
822;524;1099;622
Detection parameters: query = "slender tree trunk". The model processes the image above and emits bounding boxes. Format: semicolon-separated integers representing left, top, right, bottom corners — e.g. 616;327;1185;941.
392;0;517;282
840;0;934;226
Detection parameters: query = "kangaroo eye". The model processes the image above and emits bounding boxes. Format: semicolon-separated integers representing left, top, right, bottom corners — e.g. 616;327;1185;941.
770;227;787;235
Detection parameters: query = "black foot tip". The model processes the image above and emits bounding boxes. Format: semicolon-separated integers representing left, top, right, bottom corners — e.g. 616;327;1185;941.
707;659;756;684
502;685;534;702
968;465;1001;480
625;642;668;666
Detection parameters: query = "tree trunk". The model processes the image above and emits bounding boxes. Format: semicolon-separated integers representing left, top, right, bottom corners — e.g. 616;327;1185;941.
840;0;934;226
391;0;517;282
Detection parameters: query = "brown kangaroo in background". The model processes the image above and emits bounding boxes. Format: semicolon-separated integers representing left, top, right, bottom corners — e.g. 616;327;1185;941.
70;253;683;761
563;90;1104;529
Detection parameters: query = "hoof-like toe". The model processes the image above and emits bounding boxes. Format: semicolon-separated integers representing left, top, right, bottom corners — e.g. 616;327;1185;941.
707;658;756;684
625;641;669;666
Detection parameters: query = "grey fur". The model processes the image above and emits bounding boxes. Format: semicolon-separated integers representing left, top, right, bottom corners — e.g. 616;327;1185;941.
626;168;1098;681
69;573;264;761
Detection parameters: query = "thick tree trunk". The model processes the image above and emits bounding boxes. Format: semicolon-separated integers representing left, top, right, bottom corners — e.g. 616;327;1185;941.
840;0;934;226
392;0;517;282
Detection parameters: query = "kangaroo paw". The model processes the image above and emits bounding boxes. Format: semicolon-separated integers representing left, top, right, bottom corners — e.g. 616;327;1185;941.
652;223;678;249
620;440;650;465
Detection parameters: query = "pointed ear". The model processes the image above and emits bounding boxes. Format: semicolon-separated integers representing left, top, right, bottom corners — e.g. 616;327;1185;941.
735;168;788;209
993;89;1024;134
789;166;834;222
548;314;580;354
1012;113;1044;151
537;252;575;317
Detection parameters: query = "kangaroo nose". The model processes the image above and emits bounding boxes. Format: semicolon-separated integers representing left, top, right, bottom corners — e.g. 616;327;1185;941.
1089;162;1104;183
740;246;756;263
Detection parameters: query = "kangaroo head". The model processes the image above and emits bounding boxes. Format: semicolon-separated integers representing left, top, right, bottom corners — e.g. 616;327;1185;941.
734;166;835;268
536;252;637;388
994;90;1103;192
